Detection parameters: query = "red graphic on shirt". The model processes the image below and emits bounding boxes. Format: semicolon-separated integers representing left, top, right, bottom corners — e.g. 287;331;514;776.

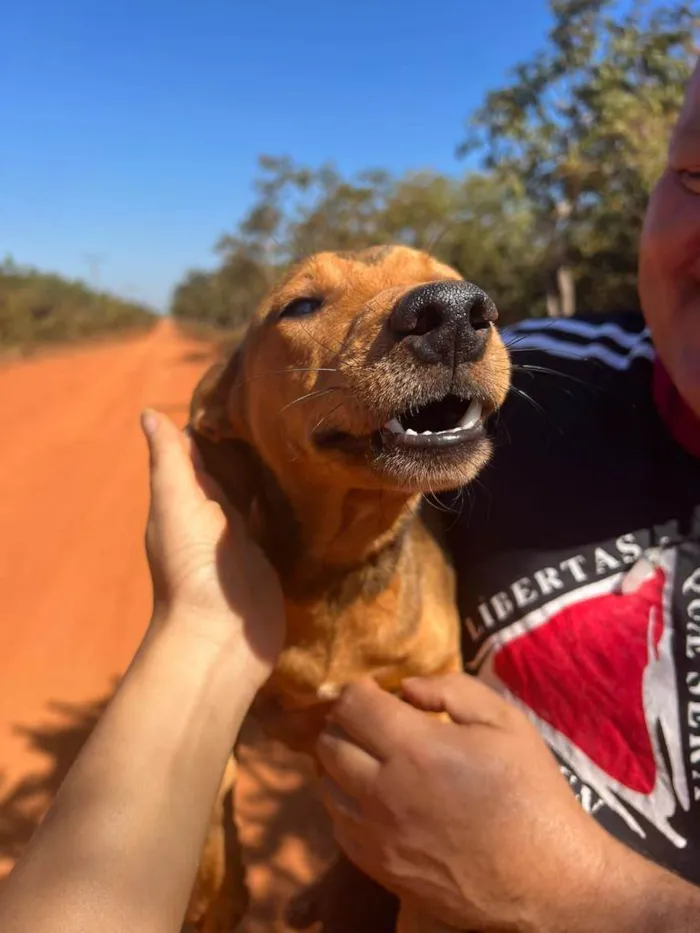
494;570;664;794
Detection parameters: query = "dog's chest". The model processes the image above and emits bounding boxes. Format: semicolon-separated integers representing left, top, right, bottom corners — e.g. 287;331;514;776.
250;516;461;753
271;581;422;703
254;557;460;752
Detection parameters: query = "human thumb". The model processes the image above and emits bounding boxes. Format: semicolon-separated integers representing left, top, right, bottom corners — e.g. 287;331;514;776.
401;673;504;726
141;409;195;512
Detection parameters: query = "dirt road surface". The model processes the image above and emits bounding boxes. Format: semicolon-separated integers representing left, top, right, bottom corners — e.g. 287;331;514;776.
0;320;331;930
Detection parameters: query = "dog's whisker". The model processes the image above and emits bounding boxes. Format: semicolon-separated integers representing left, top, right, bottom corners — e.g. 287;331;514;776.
424;492;453;515
494;406;514;449
297;320;365;370
310;400;345;436
458;474;488;528
233;366;340;391
280;386;342;415
425;475;461;518
432;486;465;529
504;320;561;351
275;367;338;375
426;222;450;254
510;362;597;393
298;320;343;360
509;384;548;419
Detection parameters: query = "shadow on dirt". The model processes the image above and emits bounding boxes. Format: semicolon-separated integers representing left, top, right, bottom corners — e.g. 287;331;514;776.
0;690;114;874
0;694;335;931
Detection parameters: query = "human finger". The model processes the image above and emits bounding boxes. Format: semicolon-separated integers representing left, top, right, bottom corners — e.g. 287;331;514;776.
316;722;380;798
327;679;430;760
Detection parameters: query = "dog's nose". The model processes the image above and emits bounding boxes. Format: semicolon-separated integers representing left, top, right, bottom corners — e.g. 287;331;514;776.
388;280;498;366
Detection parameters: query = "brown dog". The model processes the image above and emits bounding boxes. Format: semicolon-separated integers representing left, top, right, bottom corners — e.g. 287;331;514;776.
185;245;510;932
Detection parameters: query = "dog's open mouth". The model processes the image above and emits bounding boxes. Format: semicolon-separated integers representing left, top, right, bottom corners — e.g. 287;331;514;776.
380;394;484;449
315;392;489;456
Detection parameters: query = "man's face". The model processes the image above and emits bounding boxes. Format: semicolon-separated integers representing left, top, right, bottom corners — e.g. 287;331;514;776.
639;61;700;416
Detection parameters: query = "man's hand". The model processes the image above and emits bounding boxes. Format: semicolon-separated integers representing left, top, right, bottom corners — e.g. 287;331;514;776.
142;408;284;686
316;674;698;933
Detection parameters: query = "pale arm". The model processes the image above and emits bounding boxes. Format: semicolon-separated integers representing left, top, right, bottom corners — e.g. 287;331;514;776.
0;410;285;933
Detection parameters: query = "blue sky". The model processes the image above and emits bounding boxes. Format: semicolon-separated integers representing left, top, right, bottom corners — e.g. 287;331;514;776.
1;0;562;310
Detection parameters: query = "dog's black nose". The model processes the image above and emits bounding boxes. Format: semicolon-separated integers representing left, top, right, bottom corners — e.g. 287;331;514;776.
389;280;498;366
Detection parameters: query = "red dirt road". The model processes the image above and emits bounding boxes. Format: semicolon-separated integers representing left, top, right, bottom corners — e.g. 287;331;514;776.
0;320;330;930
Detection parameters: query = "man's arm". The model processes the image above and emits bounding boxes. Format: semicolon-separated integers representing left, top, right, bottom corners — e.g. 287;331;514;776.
317;675;700;933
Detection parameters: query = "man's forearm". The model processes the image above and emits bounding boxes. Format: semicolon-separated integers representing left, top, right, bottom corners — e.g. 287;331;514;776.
621;856;700;933
567;836;700;933
0;615;259;933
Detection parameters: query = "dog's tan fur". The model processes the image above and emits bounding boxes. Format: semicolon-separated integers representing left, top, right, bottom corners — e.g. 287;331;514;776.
185;245;510;932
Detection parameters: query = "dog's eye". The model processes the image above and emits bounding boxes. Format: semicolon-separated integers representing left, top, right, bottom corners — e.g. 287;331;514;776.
280;297;324;319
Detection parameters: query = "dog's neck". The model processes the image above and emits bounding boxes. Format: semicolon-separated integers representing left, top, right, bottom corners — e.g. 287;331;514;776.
192;432;421;593
258;465;419;586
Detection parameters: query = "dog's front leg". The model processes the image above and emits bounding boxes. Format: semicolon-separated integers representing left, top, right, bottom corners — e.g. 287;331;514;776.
184;753;249;933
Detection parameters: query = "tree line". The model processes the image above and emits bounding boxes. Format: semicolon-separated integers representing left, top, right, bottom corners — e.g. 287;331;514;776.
0;257;154;352
171;0;697;329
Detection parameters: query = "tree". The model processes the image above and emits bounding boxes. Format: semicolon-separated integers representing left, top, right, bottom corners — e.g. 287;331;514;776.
461;0;697;316
0;260;154;349
171;158;545;328
170;1;696;328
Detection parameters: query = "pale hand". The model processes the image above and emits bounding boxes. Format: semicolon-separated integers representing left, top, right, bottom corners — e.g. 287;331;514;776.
142;408;284;684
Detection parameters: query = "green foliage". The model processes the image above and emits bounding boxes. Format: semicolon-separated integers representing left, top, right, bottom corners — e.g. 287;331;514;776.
171;0;697;328
462;0;697;315
172;163;545;326
171;259;269;332
0;256;155;351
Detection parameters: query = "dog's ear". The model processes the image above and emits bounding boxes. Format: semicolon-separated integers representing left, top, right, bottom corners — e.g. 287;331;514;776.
189;346;246;442
189;347;262;520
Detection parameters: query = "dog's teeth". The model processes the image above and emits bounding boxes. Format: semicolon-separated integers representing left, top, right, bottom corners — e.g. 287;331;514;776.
385;418;405;434
406;428;418;436
459;399;483;430
422;430;432;436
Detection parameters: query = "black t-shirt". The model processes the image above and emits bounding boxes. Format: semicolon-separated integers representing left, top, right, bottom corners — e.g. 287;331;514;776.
445;311;700;884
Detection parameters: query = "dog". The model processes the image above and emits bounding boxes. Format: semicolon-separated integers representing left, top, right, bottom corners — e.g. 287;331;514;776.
185;244;511;933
